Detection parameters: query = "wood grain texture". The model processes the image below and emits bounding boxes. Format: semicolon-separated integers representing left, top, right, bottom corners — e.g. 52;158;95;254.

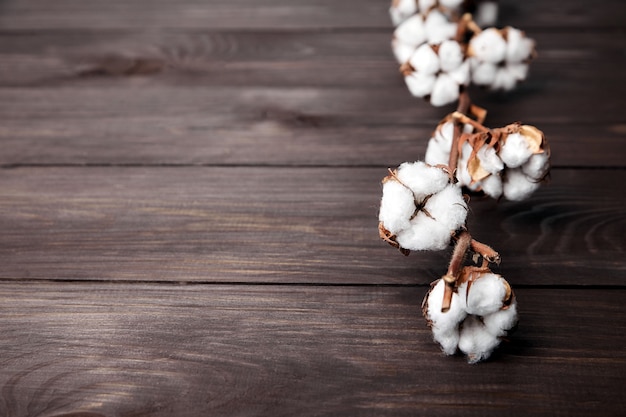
0;283;624;417
0;86;624;167
0;0;624;415
0;31;622;88
0;30;624;167
0;0;623;30
0;167;623;285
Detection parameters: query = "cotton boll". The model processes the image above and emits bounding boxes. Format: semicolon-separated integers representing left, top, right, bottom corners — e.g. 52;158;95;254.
396;161;450;200
505;27;534;63
499;132;534;168
470;59;498;86
390;0;419;26
447;60;471;86
503;168;540;201
437;121;455;144
405;71;437;97
507;63;529;81
458;316;501;364
385;163;467;251
394;14;427;46
393;15;428;63
491;67;518;91
462;273;507;316
522;151;550;180
438;40;464;72
430;73;460;107
483;300;518;337
469;28;507;64
473;1;499;27
392;40;417;64
425;137;450;166
423;184;468;232
396;212;451;250
477;146;504;174
424;122;454;166
426;279;467;355
425;10;458;45
409;44;440;75
479;174;503;199
379;180;416;235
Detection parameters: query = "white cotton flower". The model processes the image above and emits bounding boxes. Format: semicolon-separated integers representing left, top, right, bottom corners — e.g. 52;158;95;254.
458;273;507;316
469;28;507;64
395;160;449;199
425;279;467;355
502;168;540;201
424;9;458;45
424;122;454;166
447;60;471;85
404;41;469;106
424;183;469;231
482;300;518;337
491;67;519;91
409;44;441;75
458;315;502;364
480;174;503;199
392;14;428;63
499;132;534;168
438;40;464;72
468;26;535;91
430;73;460;106
378;162;468;251
423;269;517;363
522;151;550;180
405;72;437;98
505;27;535;63
477;146;504;174
389;0;419;26
378;180;416;235
470;59;498;86
392;42;418;64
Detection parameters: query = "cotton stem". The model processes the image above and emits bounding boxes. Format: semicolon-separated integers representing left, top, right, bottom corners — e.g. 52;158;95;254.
447;90;472;176
441;229;472;312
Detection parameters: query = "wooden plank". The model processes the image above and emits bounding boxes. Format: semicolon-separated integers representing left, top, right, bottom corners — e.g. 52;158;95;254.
0;31;623;89
0;84;624;167
0;0;623;30
0;282;623;416
0;121;623;168
0;167;623;285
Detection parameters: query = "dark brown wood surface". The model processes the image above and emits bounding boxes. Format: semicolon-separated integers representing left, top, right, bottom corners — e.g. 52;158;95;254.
0;0;625;416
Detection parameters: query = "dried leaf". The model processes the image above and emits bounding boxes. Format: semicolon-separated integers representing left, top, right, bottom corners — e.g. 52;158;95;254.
520;125;545;154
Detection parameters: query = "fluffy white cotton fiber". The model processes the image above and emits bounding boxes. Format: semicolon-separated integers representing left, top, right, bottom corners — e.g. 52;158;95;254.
379;162;468;251
424;272;517;363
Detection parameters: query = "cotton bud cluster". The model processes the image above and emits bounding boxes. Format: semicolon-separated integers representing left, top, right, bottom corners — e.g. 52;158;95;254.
390;1;533;105
401;40;471;106
425;116;550;200
378;161;468;252
423;267;517;363
392;9;458;64
468;27;535;91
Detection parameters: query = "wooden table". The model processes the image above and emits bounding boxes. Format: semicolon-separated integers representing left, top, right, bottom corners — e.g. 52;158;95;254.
0;1;624;415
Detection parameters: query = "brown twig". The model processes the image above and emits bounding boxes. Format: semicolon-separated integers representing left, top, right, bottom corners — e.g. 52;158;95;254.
441;229;472;312
447;90;472;176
